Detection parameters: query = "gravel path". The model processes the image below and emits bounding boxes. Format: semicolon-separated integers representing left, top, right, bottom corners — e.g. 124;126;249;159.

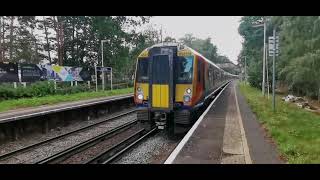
115;131;180;164
0;112;137;164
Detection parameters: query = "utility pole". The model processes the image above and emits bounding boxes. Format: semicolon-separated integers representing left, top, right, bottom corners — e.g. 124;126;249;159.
262;18;266;96
244;56;247;84
272;28;276;112
160;25;163;43
266;45;270;99
252;17;267;96
0;16;2;62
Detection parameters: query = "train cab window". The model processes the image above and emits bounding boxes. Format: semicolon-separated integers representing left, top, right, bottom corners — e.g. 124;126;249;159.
136;58;149;83
175;56;193;84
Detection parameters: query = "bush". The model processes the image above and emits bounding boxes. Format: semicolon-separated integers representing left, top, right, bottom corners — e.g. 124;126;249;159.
56;83;91;95
0;81;92;100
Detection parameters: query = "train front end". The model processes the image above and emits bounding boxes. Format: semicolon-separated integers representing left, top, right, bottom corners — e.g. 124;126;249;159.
134;43;195;133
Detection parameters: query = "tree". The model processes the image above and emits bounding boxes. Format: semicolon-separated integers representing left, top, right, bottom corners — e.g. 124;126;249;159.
238;16;265;88
179;33;195;47
0;16;2;62
239;16;320;101
179;34;219;63
37;16;55;64
164;36;176;43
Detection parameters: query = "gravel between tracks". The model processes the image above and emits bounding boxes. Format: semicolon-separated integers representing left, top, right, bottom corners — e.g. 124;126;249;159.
115;131;180;164
59;125;142;164
0;112;137;164
0;108;135;156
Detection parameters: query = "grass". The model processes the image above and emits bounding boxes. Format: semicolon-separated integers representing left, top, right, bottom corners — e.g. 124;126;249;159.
0;88;133;113
239;82;320;164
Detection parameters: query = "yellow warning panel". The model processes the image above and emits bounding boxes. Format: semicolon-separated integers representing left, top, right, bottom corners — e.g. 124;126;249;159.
152;84;161;107
136;83;149;100
152;84;169;108
175;84;192;102
160;85;169;108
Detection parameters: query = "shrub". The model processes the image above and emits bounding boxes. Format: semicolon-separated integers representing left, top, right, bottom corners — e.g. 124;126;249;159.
0;81;91;100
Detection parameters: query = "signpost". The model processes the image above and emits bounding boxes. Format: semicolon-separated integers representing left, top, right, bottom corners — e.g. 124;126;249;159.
95;66;112;91
268;29;279;112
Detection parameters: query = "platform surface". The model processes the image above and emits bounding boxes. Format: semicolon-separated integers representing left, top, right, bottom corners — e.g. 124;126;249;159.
0;93;133;124
167;81;283;164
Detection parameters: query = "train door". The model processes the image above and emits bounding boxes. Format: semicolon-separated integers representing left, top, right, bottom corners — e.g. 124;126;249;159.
149;48;174;111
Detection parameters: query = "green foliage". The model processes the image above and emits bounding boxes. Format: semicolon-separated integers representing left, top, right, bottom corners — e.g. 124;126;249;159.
0;81;93;100
0;87;133;112
179;34;218;62
239;16;320;100
238;16;265;89
0;16;152;80
239;82;320;163
275;16;320;98
0;82;54;100
178;34;238;75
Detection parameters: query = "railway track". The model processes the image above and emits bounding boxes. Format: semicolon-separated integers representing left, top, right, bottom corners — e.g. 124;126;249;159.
35;119;140;164
34;125;156;164
0;109;137;162
86;127;157;164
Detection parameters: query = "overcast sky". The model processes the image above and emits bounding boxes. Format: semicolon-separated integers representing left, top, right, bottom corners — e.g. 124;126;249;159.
147;16;243;64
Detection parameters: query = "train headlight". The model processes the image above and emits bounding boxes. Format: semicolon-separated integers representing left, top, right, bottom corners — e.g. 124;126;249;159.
186;88;192;94
137;87;142;92
137;94;144;100
183;95;191;102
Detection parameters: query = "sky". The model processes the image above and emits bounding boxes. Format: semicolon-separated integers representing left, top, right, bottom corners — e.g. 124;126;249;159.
146;16;243;64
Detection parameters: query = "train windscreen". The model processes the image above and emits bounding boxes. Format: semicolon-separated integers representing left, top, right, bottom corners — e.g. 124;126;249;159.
175;56;193;84
136;58;149;83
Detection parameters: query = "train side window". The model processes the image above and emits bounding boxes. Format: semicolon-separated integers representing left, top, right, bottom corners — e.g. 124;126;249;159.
198;60;202;82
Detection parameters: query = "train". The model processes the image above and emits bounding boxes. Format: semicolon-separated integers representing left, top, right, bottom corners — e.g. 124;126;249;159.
133;42;238;135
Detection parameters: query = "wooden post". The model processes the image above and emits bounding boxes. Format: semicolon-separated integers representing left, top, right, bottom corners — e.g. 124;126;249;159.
87;81;91;89
318;86;320;102
75;81;78;86
13;82;17;89
22;82;26;88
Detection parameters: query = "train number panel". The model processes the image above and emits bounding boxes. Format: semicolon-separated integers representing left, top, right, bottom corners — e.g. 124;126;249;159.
134;42;237;135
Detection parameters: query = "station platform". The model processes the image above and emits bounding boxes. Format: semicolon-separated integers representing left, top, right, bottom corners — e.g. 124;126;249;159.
0;94;133;124
165;81;283;164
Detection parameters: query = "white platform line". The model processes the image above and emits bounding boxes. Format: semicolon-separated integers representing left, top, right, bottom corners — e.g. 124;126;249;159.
164;82;230;164
234;84;252;164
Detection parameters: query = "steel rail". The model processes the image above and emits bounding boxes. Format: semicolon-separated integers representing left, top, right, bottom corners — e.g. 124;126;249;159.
0;109;137;161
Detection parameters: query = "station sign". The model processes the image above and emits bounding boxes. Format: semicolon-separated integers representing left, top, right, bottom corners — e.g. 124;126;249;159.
268;36;280;57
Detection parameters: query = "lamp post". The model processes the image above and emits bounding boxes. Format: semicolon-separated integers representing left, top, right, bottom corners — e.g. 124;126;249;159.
272;28;276;112
101;40;107;91
252;17;267;96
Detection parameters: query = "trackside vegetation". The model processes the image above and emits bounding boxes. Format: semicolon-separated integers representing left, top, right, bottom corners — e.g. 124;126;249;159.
239;82;320;163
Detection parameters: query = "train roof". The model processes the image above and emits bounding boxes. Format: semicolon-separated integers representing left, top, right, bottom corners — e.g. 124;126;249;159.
139;43;238;77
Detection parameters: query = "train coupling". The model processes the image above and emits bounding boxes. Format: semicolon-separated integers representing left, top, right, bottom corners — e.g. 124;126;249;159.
154;112;167;130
